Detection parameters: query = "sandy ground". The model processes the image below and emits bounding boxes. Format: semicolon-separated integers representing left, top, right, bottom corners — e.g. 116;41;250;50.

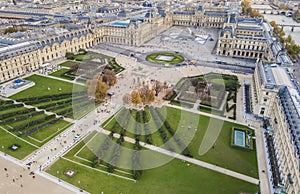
0;157;74;194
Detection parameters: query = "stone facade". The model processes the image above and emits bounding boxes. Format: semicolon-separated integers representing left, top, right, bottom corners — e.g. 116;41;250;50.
253;60;300;194
217;15;272;60
0;42;40;82
172;6;227;28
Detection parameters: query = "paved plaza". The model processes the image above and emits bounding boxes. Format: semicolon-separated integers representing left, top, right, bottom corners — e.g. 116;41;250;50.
98;26;256;69
0;155;74;194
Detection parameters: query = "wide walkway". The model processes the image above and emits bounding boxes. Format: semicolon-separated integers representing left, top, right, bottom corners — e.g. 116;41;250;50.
18;102;120;194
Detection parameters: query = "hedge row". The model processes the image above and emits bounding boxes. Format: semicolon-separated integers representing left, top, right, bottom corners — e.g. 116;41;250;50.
56;108;73;117
3;111;44;124
0;108;36;120
20;118;63;137
17;91;86;103
0;103;23;111
134;111;141;142
226;90;237;103
156;110;192;157
0;100;14;105
72;100;94;112
132;149;142;180
226;103;236;112
38;99;73;110
96;136;112;160
142;111;152;144
107;122;126;173
150;108;174;152
11;114;56;132
228;106;237;120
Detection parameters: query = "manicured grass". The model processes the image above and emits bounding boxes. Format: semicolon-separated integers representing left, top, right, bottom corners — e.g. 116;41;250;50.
0;119;71;158
191;117;258;178
0;107;71;146
0;126;37;159
47;146;259;194
103;106;258;178
11;75;84;99
74;54;90;61
29;120;71;142
50;69;75;81
146;52;184;65
0;99;74;160
58;61;80;68
8;74;95;119
209;78;226;85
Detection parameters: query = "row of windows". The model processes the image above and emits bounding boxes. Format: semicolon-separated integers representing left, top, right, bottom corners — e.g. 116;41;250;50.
236;30;262;36
224;38;266;45
0;64;39;79
1;54;39;67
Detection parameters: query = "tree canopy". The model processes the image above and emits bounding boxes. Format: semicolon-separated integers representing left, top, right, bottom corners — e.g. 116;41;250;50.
241;0;263;18
86;76;107;102
270;21;300;59
103;70;117;87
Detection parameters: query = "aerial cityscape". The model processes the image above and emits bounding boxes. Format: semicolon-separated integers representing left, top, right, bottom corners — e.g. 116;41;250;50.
0;0;299;193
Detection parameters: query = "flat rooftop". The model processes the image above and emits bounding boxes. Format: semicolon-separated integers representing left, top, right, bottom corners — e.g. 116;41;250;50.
271;67;293;88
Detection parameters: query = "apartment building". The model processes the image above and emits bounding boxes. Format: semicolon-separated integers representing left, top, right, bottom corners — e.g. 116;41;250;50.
253;60;300;194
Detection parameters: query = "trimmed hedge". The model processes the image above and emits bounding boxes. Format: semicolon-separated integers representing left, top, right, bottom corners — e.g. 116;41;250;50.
11;115;56;132
17;92;86;103
21;117;63;136
0;108;36;120
0;103;23;111
0;100;14;105
150;107;192;157
3;111;44;124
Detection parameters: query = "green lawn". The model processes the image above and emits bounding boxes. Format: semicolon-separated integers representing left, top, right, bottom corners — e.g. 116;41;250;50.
47;134;259;194
0;126;37;159
0;88;77;160
11;75;84;99
58;61;80;68
8;74;95;120
0;119;71;158
146;53;184;65
0;108;70;159
102;106;258;178
50;69;75;81
29;120;71;143
74;54;91;61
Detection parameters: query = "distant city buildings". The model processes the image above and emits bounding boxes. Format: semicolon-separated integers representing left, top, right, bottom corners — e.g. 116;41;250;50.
0;2;294;83
0;5;231;83
253;60;300;194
